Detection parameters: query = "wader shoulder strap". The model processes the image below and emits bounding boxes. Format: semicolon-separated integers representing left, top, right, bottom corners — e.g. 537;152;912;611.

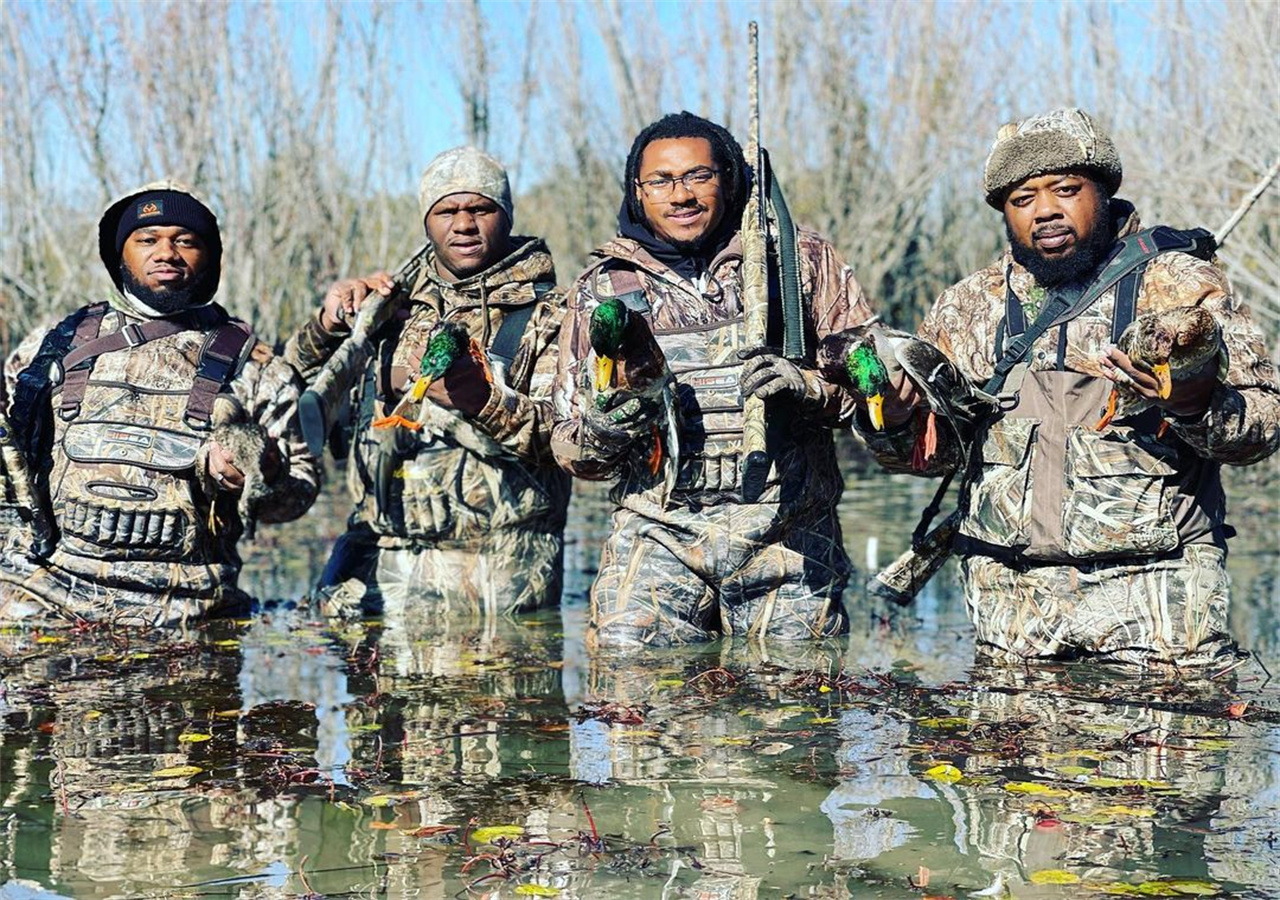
985;224;1217;396
185;321;255;429
57;304;111;419
1111;269;1142;344
762;149;805;362
486;282;551;370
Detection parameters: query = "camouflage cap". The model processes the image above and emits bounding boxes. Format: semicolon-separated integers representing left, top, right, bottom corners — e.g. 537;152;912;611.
982;108;1122;209
418;146;513;225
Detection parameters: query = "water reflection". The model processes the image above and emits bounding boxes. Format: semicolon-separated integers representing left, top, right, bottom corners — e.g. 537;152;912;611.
1;468;1277;898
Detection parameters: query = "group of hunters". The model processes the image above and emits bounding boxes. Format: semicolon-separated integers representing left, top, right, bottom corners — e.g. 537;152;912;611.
1;107;1276;670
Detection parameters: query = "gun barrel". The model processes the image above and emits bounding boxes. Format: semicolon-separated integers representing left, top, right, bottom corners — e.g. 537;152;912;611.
740;20;769;501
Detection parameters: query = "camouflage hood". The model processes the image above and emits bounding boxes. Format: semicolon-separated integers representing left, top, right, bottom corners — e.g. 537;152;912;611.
416;236;556;310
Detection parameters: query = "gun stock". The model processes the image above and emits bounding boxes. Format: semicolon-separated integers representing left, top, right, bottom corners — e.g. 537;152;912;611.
866;511;959;606
298;245;429;456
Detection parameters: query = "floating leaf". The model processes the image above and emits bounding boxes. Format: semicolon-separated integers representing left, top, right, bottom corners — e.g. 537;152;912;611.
1060;805;1156;825
1227;701;1249;718
1030;870;1081;885
471;824;524;843
655;679;685;688
1096;880;1221;897
369;821;399;830
924;764;963;784
214;709;241;718
365;794;406;808
818;685;833;694
809;716;837;724
213;639;240;649
1086;776;1172;791
514;886;560;897
756;742;794;756
84;710;103;720
918;716;969;730
1190;738;1231;751
152;765;203;778
36;635;67;644
350;723;382;733
1004;781;1071;797
1055;765;1093;777
178;733;212;743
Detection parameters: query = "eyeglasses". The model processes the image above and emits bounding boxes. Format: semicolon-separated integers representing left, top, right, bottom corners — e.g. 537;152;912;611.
635;167;721;200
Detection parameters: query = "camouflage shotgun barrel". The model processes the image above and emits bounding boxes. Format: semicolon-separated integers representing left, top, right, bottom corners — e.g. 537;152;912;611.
740;20;770;502
298;244;429;456
0;360;56;557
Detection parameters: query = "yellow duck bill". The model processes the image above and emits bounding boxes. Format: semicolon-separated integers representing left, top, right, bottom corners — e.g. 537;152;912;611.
866;393;885;431
594;355;615;393
1152;362;1172;400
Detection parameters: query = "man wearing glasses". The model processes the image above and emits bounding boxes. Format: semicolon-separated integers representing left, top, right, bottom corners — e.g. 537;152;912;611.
552;111;875;647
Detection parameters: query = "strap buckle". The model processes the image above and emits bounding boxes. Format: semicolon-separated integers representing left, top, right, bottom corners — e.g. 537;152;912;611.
121;323;146;347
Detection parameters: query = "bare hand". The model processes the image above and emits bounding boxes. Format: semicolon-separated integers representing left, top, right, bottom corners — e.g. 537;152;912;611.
207;439;281;492
879;371;925;428
423;351;493;418
1099;347;1215;419
320;272;396;333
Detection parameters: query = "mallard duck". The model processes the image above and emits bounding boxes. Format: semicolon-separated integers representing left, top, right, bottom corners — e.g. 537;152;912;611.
820;324;980;470
373;321;491;431
587;297;678;478
590;296;632;393
1095;306;1227;432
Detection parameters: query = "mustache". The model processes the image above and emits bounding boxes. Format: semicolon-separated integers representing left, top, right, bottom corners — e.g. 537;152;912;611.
1033;224;1075;239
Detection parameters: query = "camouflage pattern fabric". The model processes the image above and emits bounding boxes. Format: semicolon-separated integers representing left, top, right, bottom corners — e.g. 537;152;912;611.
284;237;570;614
962;544;1237;668
589;503;849;647
0;305;317;628
856;203;1279;665
319;528;563;620
554;229;874;645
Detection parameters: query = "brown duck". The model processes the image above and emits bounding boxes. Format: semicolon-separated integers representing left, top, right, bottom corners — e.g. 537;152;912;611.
1096;305;1227;432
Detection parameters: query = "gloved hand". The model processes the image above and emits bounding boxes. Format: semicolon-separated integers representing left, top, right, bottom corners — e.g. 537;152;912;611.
581;384;667;450
739;348;822;403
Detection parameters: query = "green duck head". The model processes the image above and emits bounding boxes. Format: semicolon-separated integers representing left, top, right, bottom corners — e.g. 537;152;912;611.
589;297;631;392
846;342;891;430
419;321;469;388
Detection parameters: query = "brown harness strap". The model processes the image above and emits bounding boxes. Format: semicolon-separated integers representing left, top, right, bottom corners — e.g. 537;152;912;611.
184;321;254;428
58;304;111;420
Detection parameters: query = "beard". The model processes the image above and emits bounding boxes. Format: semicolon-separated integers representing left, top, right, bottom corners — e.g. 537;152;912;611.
1007;202;1115;287
119;263;216;316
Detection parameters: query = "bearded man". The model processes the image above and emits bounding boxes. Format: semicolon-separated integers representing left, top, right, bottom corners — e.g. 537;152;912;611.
0;181;319;627
859;109;1280;667
552;111;876;647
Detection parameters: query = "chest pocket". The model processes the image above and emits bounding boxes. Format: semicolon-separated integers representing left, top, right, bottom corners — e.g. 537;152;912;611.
1061;427;1178;558
959;417;1039;548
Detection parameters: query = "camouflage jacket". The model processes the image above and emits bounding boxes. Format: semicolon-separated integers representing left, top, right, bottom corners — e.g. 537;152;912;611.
860;204;1280;562
1;301;319;595
286;237;571;546
552;229;874;519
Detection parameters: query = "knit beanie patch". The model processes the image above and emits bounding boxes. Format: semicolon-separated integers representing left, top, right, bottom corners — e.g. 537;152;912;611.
114;189;221;255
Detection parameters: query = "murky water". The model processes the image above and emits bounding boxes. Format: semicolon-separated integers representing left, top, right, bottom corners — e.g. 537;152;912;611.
3;448;1278;899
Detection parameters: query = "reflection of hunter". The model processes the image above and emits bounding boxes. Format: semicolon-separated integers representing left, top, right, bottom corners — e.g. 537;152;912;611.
868;153;1280;609
855;109;1279;667
284;146;571;620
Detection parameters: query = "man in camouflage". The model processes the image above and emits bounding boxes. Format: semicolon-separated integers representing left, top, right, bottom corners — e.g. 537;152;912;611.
287;146;570;619
0;181;320;628
860;109;1280;667
552;112;875;647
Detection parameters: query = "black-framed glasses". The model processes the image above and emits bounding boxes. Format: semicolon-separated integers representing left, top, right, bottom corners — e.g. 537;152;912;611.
635;167;720;200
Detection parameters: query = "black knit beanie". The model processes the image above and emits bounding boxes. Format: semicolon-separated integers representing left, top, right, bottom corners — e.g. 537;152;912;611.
113;190;221;255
